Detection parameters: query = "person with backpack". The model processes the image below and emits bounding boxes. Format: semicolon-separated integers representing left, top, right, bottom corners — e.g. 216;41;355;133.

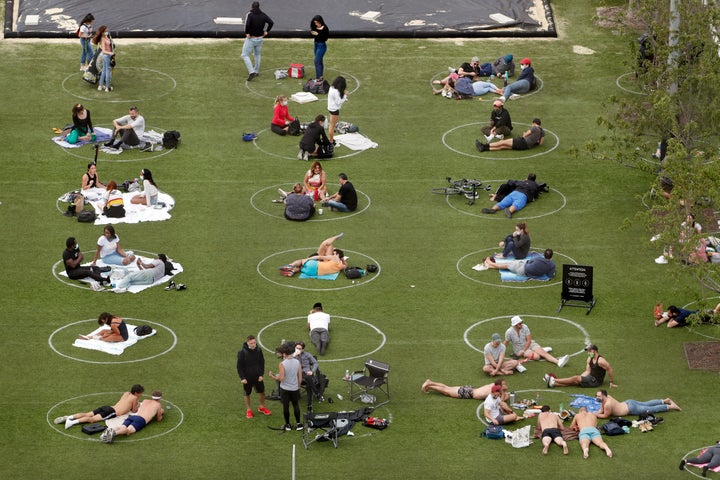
497;57;535;102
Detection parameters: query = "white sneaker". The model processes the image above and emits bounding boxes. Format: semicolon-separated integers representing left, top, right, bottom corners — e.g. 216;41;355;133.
498;96;506;102
97;85;103;91
655;255;668;264
485;135;494;142
302;151;309;161
543;346;553;352
509;94;521;100
277;188;288;198
557;355;570;368
650;234;661;242
448;66;456;73
548;376;555;387
53;416;68;424
90;281;103;291
472;264;489;271
65;418;76;429
297;149;304;160
112;287;128;293
495;134;504;140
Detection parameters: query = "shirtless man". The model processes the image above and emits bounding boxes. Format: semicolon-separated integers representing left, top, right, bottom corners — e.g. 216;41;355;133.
54;384;144;429
101;390;164;443
570;406;612;459
537;405;568;455
422;378;509;401
595;390;681;418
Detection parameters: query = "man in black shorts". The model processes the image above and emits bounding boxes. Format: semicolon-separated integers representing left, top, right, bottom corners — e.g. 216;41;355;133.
237;335;272;419
54;384;144;429
475;118;544;152
544;344;617;389
537;404;568;455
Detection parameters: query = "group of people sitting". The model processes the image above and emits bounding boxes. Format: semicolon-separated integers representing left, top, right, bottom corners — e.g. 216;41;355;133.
59;105;150;152
432;54;536;101
272;161;358;221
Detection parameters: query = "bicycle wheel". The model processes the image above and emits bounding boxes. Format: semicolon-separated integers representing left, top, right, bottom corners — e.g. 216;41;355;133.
431;187;462;195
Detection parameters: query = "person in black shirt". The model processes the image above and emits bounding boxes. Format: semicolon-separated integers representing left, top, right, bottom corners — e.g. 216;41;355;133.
324;173;357;212
298;115;330;160
63;237;110;287
310;15;329;81
242;2;274;81
544;344;617;389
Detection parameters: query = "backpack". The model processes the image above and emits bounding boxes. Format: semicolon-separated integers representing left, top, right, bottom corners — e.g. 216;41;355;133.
479;62;493;76
363;417;388;430
134;325;153;336
287;119;301;136
163;130;181;149
77;209;96;223
482;424;505;439
303;78;330;94
345;267;364;279
600;421;625;436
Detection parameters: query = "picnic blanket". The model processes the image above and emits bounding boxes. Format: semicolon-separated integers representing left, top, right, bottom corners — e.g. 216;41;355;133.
52;128;164;151
298;271;340;280
492;252;551;282
334;133;378;151
72;322;157;355
58;188;175;225
685;449;720;473
568;394;601;413
59;257;183;294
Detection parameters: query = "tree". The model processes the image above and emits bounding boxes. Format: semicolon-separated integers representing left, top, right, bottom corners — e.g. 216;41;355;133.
590;0;720;302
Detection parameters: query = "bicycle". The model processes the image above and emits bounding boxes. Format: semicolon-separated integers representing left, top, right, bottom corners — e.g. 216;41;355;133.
431;177;491;205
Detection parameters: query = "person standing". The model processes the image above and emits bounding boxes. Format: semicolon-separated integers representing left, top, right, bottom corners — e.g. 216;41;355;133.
77;14;95;71
269;343;303;431
242;2;274;81
310;15;329;81
324;173;358;212
237;335;272;419
307;302;330;355
105;106;145;150
94;25;114;92
480;100;513;142
327;76;348;144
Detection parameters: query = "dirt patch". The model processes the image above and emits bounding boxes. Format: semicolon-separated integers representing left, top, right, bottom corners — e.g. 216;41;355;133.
594;6;646;33
684;342;720;370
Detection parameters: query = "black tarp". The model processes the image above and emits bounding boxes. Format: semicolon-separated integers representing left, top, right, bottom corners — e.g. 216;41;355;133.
5;0;555;38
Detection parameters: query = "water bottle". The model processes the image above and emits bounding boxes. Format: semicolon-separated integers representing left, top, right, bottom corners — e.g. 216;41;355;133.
503;71;508;87
345;369;350;381
535;392;541;406
281;338;285;346
509;391;516;404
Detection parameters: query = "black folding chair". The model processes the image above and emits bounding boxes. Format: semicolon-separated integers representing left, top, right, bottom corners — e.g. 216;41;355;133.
303;411;338;449
349;359;390;408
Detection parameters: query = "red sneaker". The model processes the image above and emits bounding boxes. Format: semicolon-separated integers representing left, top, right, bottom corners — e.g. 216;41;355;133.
258;406;272;416
246;409;253;419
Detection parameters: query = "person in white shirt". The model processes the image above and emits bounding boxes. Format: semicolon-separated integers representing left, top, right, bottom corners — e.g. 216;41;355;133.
105;106;145;150
327;76;348;144
131;168;159;206
483;384;520;425
307;302;330;355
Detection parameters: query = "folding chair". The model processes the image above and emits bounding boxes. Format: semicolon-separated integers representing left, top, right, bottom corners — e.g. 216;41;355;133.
303;411;338;449
349;359;390;408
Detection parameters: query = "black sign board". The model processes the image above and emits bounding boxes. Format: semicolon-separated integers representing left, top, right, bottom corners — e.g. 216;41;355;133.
558;264;596;314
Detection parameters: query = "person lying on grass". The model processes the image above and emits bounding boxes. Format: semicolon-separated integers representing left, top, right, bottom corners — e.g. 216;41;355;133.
279;233;346;277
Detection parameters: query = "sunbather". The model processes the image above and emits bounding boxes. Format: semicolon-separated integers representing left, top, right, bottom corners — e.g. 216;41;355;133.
280;233;347;276
54;384;144;429
421;378;509;401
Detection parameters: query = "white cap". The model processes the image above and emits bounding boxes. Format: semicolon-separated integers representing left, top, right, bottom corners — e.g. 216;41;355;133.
511;315;523;326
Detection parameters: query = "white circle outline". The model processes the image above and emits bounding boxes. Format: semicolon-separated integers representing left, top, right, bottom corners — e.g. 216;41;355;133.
457;249;578;289
679;446;718;478
48;318;178;364
47;392;183;442
615;72;648;96
249;183;370;221
437;180;567;220
61;66;178;103
442;122;559;160
257;248;381;291
250;127;364;161
682;296;720;340
429;71;545;100
57;125;175;163
475;388;567;424
256;316;387;362
245;67;360;99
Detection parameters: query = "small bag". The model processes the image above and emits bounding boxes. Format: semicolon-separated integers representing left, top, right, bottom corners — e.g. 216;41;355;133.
287;119;301;136
77;209;96;223
163;130;181;149
600;421;625;436
363;417;388;430
134;325;153;336
288;63;305;79
303;78;330;94
345;267;364;279
81;423;106;435
482;424;505;439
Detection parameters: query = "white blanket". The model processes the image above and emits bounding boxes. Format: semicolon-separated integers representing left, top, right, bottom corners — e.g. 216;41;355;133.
72;323;157;355
59;257;183;294
334;133;378;151
58;188;175;225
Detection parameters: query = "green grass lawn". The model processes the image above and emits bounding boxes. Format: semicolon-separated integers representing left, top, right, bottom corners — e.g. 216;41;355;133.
1;1;719;478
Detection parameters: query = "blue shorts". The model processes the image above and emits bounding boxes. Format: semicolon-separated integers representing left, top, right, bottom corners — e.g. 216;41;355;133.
300;259;319;276
579;427;601;441
496;190;528;211
122;415;147;432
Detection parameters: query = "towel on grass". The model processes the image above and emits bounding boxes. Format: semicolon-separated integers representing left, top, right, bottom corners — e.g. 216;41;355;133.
568;394;601;413
56;188;175;225
298;271;340;280
685;450;720;473
59;257;183;294
334;133;378;151
492;252;551;282
72;323;157;355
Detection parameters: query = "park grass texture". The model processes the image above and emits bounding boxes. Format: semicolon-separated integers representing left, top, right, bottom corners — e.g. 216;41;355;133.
0;0;718;478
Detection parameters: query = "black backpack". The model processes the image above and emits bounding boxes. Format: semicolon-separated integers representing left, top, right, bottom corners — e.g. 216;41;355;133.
77;209;96;223
303;78;330;94
134;325;153;336
163;130;181;149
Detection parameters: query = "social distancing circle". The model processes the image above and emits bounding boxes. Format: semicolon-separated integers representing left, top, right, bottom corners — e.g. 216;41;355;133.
61;66;177;103
442;122;559;160
250;127;364;161
58;124;175;163
457;248;578;289
244;67;360;100
429;71;545;101
48;318;178;364
47;391;183;442
682;297;720;340
435;180;566;220
257;248;381;291
257;316;387;362
250;183;370;221
615;72;648;96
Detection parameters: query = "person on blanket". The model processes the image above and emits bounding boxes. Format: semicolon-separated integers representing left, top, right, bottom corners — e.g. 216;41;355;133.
54;384;144;430
544;344;617;389
537;405;569;455
79;311;129;342
104;106;145;150
680;440;720;477
112;254;168;292
90;225;136;266
482;248;556;279
68;162;105;216
63;237;111;287
63;103;95;145
101;390;164;443
280;233;347;277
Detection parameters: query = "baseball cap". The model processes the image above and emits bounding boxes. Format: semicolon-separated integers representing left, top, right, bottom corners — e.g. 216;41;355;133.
472;56;479;63
505;54;513;63
491;333;502;342
520;58;532;65
491;384;502;393
511;316;523;326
